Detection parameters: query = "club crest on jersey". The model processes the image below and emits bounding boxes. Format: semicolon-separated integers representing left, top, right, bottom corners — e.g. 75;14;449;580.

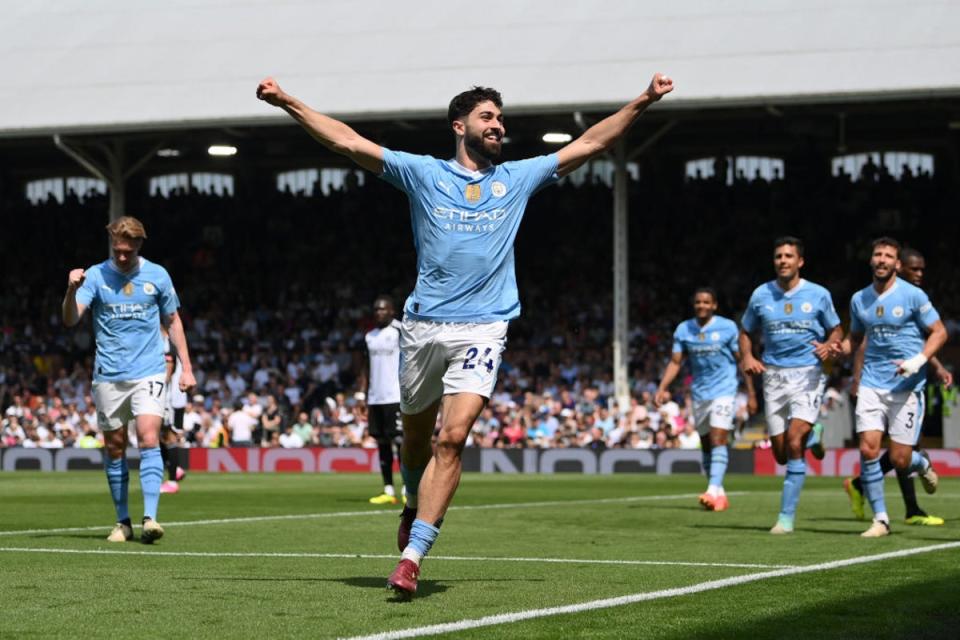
491;181;507;198
698;333;705;341
465;184;482;202
892;306;904;318
143;282;156;295
711;332;720;341
784;303;793;314
122;282;134;296
876;305;884;318
801;302;813;313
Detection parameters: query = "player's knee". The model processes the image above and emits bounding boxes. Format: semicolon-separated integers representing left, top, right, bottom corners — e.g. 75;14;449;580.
889;449;911;470
435;430;467;459
858;440;880;459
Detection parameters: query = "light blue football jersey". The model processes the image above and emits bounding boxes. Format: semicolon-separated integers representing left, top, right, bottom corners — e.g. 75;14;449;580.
380;150;559;322
75;257;180;382
741;279;840;368
672;315;739;402
850;278;940;392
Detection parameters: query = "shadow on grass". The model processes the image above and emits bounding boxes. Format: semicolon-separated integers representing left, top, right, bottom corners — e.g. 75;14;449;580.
29;533;110;540
657;571;960;640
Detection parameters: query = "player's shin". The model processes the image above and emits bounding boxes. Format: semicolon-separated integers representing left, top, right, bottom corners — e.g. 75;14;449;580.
860;455;888;522
104;456;130;523
779;458;806;521
139;447;164;520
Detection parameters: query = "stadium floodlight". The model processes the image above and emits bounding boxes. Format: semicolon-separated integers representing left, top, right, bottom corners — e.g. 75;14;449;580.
207;145;238;156
542;132;572;144
156;148;180;157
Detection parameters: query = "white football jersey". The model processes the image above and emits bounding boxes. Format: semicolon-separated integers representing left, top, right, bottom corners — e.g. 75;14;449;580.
365;319;402;405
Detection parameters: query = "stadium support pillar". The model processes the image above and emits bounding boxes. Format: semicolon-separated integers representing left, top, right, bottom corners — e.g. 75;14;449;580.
53;135;162;228
612;140;630;413
611;121;677;414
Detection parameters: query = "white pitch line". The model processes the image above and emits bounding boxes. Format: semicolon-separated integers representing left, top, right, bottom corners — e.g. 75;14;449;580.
0;491;745;538
0;546;793;570
340;541;960;640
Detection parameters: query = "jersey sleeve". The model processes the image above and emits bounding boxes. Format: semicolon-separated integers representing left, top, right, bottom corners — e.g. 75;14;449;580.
819;289;841;330
913;288;940;329
671;325;685;355
849;294;864;335
379;149;431;194
513;154;560;195
727;322;740;353
75;268;98;307
740;292;759;332
157;269;180;317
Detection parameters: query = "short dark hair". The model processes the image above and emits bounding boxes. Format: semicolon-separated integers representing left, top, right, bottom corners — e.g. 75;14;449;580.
447;87;503;126
692;287;718;303
773;236;804;257
900;246;923;262
871;236;901;257
373;294;394;309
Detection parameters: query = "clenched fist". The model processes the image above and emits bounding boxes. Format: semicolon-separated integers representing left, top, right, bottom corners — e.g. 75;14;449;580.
67;268;86;291
256;77;288;107
646;73;674;101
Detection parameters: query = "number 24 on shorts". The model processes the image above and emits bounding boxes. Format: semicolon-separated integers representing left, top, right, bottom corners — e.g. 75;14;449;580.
463;346;495;373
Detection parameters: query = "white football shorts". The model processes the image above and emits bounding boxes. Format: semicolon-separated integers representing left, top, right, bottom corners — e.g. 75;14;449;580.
762;364;826;437
855;387;925;446
692;396;735;435
399;318;508;414
92;373;166;431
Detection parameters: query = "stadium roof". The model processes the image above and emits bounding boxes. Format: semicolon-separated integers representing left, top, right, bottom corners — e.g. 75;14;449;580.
4;0;960;138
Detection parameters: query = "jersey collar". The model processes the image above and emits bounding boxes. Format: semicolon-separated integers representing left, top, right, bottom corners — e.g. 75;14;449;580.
105;256;144;278
772;278;805;297
445;159;495;180
694;316;717;331
874;276;899;301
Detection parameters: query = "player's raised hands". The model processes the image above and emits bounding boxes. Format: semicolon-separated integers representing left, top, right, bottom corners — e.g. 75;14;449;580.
256;77;288;107
67;268;86;291
646;73;674;101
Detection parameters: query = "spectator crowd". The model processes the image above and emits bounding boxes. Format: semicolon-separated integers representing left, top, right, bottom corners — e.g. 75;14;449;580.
2;154;957;452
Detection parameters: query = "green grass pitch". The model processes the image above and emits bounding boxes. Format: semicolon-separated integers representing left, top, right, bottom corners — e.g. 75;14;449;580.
2;472;959;639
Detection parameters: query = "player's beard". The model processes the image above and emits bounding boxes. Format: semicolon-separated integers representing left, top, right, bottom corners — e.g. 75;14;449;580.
465;128;502;161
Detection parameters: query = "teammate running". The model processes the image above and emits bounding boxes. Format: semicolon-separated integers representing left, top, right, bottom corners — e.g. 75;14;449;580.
739;237;842;534
656;287;755;511
831;238;946;537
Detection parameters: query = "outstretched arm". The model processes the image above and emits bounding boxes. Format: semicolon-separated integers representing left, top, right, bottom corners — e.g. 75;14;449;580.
555;73;673;178
257;77;384;174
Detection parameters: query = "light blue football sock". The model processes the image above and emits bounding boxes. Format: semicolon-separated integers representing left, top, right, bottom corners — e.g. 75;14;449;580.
779;458;806;519
400;463;426;508
403;518;440;563
709;445;728;489
860;455;887;518
139;447;164;521
104;456;130;523
908;450;928;474
701;448;711;478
